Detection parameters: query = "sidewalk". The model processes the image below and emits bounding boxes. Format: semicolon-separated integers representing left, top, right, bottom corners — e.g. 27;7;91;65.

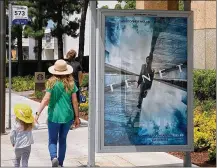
1;92;197;167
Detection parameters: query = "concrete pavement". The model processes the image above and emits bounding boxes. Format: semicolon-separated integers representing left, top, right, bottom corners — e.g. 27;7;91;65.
1;92;197;167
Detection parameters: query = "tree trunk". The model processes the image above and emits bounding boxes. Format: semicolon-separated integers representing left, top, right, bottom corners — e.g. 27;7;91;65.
57;34;63;59
37;37;42;71
17;32;23;76
37;6;43;72
78;0;89;65
57;7;63;59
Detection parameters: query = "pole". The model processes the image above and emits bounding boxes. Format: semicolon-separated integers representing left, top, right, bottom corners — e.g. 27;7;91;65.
88;1;96;167
8;3;12;129
184;0;191;11
184;152;192;167
183;0;192;167
0;0;6;135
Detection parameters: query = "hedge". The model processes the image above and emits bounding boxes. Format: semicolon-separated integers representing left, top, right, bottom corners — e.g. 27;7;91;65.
193;69;216;161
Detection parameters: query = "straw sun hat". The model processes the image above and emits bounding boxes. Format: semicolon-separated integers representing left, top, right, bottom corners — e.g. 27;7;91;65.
14;104;34;124
48;59;73;75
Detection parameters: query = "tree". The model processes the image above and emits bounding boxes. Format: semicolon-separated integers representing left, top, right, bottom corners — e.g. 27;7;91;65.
179;0;184;11
23;0;48;71
114;0;136;10
123;0;136;9
45;0;80;59
78;0;89;65
12;25;23;75
115;4;122;9
101;5;109;9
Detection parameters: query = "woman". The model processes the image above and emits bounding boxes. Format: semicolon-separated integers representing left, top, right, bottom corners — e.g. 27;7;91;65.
35;59;80;167
66;49;83;102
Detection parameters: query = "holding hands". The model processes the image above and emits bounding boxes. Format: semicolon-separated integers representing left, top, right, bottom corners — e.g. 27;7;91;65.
74;116;81;128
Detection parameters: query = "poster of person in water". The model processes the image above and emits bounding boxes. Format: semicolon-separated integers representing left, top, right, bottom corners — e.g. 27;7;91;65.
103;15;191;147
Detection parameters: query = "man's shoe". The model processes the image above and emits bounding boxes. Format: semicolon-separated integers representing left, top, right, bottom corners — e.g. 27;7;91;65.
52;158;59;167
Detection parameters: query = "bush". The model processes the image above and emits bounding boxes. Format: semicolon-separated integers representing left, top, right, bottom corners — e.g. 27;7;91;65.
6;76;35;92
80;102;88;113
34;91;45;100
199;99;216;113
193;70;216;161
80;73;89;87
194;99;216;114
193;69;216;100
194;107;216;161
208;143;216;162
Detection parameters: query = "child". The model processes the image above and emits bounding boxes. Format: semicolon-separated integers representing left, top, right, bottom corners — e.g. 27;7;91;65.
10;104;35;167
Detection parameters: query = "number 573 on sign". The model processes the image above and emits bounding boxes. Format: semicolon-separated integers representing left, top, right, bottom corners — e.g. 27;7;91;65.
12;5;28;20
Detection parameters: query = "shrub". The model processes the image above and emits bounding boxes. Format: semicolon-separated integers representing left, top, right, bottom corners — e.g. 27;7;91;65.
82;90;89;98
208;143;216;162
195;99;216;115
194;108;216;161
6;76;35;92
34;91;45;100
80;102;88;113
193;69;216;100
193;70;216;161
199;99;216;113
80;73;89;87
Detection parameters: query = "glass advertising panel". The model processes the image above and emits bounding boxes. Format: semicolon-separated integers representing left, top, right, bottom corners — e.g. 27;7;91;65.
97;10;193;152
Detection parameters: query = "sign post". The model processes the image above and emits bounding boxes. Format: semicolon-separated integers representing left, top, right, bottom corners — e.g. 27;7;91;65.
8;4;28;129
0;0;6;135
8;3;12;129
34;72;46;92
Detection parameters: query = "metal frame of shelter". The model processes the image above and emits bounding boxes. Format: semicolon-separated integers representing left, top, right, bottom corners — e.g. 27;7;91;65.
96;9;194;153
88;1;193;167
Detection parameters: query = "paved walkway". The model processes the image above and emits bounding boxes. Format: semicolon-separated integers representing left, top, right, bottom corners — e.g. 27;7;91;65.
1;92;197;167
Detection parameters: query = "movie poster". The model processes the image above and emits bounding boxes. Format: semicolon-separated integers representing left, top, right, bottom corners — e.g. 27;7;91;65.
104;15;188;146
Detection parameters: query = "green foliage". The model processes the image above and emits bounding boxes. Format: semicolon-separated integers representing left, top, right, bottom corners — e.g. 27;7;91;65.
194;108;216;161
6;76;35;92
80;101;88;113
199;100;216;113
193;69;216;161
208;143;216;162
21;0;49;39
194;99;216;114
101;5;109;9
115;4;122;9
46;0;80;38
80;73;89;87
123;0;136;9
44;0;81;58
5;78;9;88
193;69;216;100
34;91;45;100
179;0;184;11
114;0;136;10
